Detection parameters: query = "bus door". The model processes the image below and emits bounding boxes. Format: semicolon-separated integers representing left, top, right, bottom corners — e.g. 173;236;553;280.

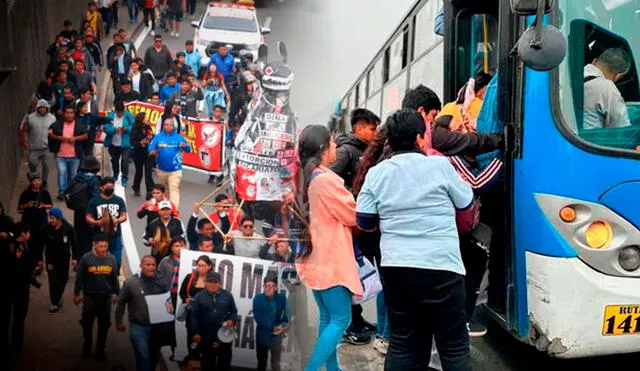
444;0;529;336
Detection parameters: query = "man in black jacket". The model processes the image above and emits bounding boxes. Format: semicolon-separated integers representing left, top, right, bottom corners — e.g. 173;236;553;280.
143;201;186;263
402;84;503;156
0;222;36;356
191;272;238;371
330;108;380;189
114;78;141;105
42;208;79;312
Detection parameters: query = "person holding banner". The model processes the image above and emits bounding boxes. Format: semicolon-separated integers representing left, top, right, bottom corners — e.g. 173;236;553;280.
253;275;289;371
116;255;173;371
148;118;191;209
296;125;363;371
191;272;238;371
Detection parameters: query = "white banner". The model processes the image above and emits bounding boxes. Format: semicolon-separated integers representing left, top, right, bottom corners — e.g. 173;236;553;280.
175;250;299;369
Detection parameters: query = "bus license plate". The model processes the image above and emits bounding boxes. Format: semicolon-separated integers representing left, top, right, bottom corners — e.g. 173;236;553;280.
602;305;640;336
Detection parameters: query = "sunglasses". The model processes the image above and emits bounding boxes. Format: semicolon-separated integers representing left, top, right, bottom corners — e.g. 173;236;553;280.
242;225;254;229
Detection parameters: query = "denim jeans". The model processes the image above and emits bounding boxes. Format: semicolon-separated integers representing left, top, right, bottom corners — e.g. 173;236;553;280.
187;0;197;15
56;156;80;195
109;236;123;271
305;286;352;371
130;323;161;371
99;7;113;34
108;146;130;183
376;291;391;340
380;267;471;371
126;0;139;21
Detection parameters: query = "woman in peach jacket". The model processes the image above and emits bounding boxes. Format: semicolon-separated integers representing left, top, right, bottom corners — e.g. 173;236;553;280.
295;125;363;371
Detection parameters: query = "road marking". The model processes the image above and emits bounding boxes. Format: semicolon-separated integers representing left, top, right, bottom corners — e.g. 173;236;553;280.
134;25;152;50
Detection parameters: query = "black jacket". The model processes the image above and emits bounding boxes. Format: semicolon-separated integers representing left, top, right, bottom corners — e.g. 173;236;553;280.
431;124;503;156
329;134;369;189
41;220;80;264
131;123;153;149
49;119;89;155
4;238;36;289
165;89;203;119
191;289;238;345
114;90;141;105
135;72;155;101
143;217;185;259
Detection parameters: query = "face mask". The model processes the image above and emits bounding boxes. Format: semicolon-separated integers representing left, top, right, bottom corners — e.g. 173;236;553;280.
103;188;115;196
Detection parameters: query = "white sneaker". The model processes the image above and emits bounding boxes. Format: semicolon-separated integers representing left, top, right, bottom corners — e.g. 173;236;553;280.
175;32;179;38
170;31;175;37
150;30;155;36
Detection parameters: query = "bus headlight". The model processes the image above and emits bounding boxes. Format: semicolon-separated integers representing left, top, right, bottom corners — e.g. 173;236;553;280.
585;221;612;249
619;246;640;272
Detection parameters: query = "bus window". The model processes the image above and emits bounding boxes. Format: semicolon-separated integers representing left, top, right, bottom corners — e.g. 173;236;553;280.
358;78;367;107
387;27;409;80
413;0;442;60
410;42;444;97
355;82;360;108
558;0;640;151
368;57;383;96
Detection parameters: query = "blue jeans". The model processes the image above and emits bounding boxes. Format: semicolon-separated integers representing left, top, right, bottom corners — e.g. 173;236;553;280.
376;291;391;340
109;237;122;270
126;0;139;21
99;7;113;33
130;323;151;371
56;156;80;195
306;286;352;371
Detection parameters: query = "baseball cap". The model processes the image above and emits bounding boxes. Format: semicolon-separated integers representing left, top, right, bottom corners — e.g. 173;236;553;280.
158;200;172;210
27;172;41;181
205;272;222;282
49;208;64;219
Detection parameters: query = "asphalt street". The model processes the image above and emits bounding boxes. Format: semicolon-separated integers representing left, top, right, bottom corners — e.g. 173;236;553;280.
127;1;640;370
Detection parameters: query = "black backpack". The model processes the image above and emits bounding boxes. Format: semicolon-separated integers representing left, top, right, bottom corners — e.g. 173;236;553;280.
64;179;90;211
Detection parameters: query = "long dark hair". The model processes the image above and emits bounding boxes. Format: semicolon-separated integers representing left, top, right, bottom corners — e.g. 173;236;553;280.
195;255;213;277
134;112;146;130
296;125;331;258
456;72;493;104
352;127;389;196
298;125;331;202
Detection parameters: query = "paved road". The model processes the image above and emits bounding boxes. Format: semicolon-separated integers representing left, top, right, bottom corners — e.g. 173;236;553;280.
128;1;640;370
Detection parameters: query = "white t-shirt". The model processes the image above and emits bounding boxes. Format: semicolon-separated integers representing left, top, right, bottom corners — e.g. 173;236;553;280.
112;114;124;147
132;73;141;94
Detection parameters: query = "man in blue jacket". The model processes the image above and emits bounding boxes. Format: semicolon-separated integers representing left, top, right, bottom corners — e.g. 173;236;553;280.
104;101;135;186
209;45;235;82
184;40;201;77
191;272;237;371
148;117;191;208
252;275;288;371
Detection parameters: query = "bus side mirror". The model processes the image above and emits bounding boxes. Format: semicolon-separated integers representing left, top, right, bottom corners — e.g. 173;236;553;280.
512;0;566;71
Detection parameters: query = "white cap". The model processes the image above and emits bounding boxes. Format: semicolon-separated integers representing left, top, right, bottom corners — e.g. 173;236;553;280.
158;200;172;210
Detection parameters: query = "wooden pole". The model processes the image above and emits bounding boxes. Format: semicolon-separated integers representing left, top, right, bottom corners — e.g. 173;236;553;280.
230;235;308;242
198;206;226;237
199;178;231;206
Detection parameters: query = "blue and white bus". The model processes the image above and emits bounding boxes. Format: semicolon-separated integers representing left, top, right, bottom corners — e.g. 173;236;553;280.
335;0;640;358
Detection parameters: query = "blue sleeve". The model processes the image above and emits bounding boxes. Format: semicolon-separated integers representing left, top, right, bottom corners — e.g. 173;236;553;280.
182;136;191;153
148;136;158;152
123;112;135;133
252;296;272;329
103;113;115;134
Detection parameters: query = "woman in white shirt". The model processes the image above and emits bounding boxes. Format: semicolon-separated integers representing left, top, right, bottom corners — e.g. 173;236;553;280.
129;59;154;101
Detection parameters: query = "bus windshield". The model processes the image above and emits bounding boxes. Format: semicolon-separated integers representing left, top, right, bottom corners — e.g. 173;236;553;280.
557;0;640;152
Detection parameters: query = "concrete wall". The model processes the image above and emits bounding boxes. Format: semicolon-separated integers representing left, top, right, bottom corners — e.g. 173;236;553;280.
0;0;85;207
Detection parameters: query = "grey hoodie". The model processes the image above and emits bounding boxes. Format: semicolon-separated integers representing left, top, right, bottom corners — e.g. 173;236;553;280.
27;99;56;150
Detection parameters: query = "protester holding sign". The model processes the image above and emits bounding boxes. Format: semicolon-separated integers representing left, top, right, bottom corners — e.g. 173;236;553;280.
178;254;213;360
296;125;363;371
253;275;289;371
116;255;173;371
191;272;238;371
148;117;191;209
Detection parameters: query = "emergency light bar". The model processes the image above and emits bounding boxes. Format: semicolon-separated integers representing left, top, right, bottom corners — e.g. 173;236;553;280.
209;1;255;10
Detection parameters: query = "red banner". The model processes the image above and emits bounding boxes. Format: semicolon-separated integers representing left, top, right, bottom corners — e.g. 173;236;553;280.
180;116;225;174
98;101;224;174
